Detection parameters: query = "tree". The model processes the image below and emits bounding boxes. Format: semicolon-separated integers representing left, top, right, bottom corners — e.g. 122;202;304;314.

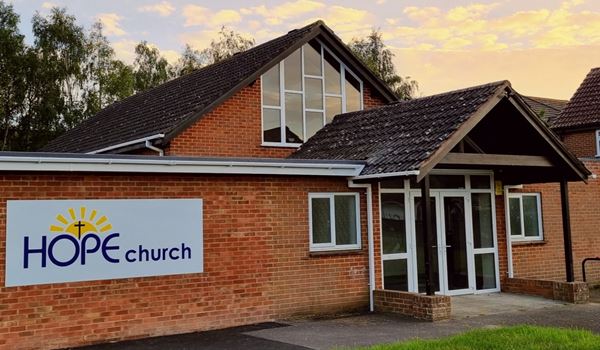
172;27;255;78
349;30;418;100
0;2;27;150
200;26;254;65
84;21;134;115
133;41;170;92
23;7;88;150
172;44;203;77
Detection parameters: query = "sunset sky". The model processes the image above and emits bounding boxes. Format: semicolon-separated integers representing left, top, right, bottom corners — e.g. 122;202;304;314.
8;0;600;99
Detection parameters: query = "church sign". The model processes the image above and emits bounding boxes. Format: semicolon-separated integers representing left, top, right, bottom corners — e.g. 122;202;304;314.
5;199;203;287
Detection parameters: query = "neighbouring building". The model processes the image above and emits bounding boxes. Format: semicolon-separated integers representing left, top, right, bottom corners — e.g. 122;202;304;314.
0;21;595;350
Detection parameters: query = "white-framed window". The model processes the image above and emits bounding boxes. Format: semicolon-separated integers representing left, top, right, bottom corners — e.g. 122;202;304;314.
507;193;543;241
595;129;600;157
261;39;363;147
309;193;361;251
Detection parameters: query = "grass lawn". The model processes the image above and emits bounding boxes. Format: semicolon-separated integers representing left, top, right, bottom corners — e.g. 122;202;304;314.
355;325;600;350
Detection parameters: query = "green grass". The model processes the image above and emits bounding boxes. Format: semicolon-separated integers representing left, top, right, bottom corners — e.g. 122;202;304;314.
354;326;600;350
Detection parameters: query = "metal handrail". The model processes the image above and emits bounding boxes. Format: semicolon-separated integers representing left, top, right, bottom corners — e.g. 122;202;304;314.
582;257;600;282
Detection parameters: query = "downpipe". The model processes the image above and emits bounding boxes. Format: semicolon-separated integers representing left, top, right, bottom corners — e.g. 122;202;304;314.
348;179;375;312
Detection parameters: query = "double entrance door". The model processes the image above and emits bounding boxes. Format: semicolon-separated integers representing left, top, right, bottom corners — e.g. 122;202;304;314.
381;181;498;295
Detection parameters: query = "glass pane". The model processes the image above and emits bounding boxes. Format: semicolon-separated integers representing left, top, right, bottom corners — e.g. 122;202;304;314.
306;111;323;140
475;253;497;290
325;96;342;124
311;198;331;244
523;195;540;237
285;93;303;143
324;50;341;94
471;193;494;249
284;49;302;91
444;196;469;291
382;193;406;254
335;195;357;245
345;71;361;112
414;196;440;293
509;197;522;236
305;78;323;110
384;259;408;291
303;41;322;76
430;175;465;189
262;108;281;143
262;64;280;106
471;175;491;189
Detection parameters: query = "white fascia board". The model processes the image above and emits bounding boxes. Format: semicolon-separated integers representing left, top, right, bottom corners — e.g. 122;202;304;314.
0;155;364;177
86;134;165;154
352;170;419;180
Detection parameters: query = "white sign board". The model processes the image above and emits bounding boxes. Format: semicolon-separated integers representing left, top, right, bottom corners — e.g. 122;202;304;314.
5;199;203;287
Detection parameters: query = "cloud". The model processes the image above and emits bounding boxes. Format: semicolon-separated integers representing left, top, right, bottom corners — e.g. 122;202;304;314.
112;39;137;63
41;2;56;9
97;13;126;36
446;3;499;22
294;5;374;41
393;45;600;99
138;1;175;17
182;5;242;27
250;0;325;25
385;0;600;52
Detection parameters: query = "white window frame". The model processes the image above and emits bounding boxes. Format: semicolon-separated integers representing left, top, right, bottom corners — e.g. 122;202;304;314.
308;192;361;252
595;129;600;157
261;40;363;147
507;193;544;241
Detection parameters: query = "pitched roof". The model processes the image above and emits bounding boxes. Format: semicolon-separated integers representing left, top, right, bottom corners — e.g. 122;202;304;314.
521;95;568;124
291;81;588;181
290;81;509;175
551;67;600;130
41;21;397;153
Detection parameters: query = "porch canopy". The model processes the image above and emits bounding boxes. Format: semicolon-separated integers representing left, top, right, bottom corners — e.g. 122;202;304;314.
292;80;590;293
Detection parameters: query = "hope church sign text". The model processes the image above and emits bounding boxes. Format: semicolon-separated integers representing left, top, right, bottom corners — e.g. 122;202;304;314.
5;199;203;287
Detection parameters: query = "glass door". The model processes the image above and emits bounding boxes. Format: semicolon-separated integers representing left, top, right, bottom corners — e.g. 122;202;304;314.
439;193;474;295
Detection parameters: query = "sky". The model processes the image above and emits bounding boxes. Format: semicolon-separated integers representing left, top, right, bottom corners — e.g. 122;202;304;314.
7;0;600;99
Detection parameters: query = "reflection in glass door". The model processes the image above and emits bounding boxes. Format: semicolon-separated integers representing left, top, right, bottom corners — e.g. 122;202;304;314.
412;195;440;293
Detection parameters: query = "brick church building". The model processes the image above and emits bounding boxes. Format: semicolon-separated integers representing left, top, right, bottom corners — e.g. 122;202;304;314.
0;21;598;349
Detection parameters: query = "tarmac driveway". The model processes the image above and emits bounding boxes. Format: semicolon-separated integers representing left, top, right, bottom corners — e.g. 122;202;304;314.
73;296;600;350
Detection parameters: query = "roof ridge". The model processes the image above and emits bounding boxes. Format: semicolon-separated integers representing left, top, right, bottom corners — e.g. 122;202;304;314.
396;80;509;103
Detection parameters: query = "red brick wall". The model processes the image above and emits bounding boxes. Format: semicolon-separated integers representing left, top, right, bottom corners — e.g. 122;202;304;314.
165;79;388;158
509;160;600;283
0;173;370;349
561;130;597;158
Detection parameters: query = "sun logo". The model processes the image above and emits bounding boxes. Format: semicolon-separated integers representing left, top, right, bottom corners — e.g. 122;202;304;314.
49;207;113;239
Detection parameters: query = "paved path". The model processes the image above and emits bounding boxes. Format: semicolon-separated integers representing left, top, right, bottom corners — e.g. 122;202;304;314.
248;303;600;349
72;295;600;350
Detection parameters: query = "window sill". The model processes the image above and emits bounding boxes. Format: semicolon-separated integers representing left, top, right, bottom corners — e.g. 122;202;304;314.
511;239;546;246
309;249;363;257
261;143;301;149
